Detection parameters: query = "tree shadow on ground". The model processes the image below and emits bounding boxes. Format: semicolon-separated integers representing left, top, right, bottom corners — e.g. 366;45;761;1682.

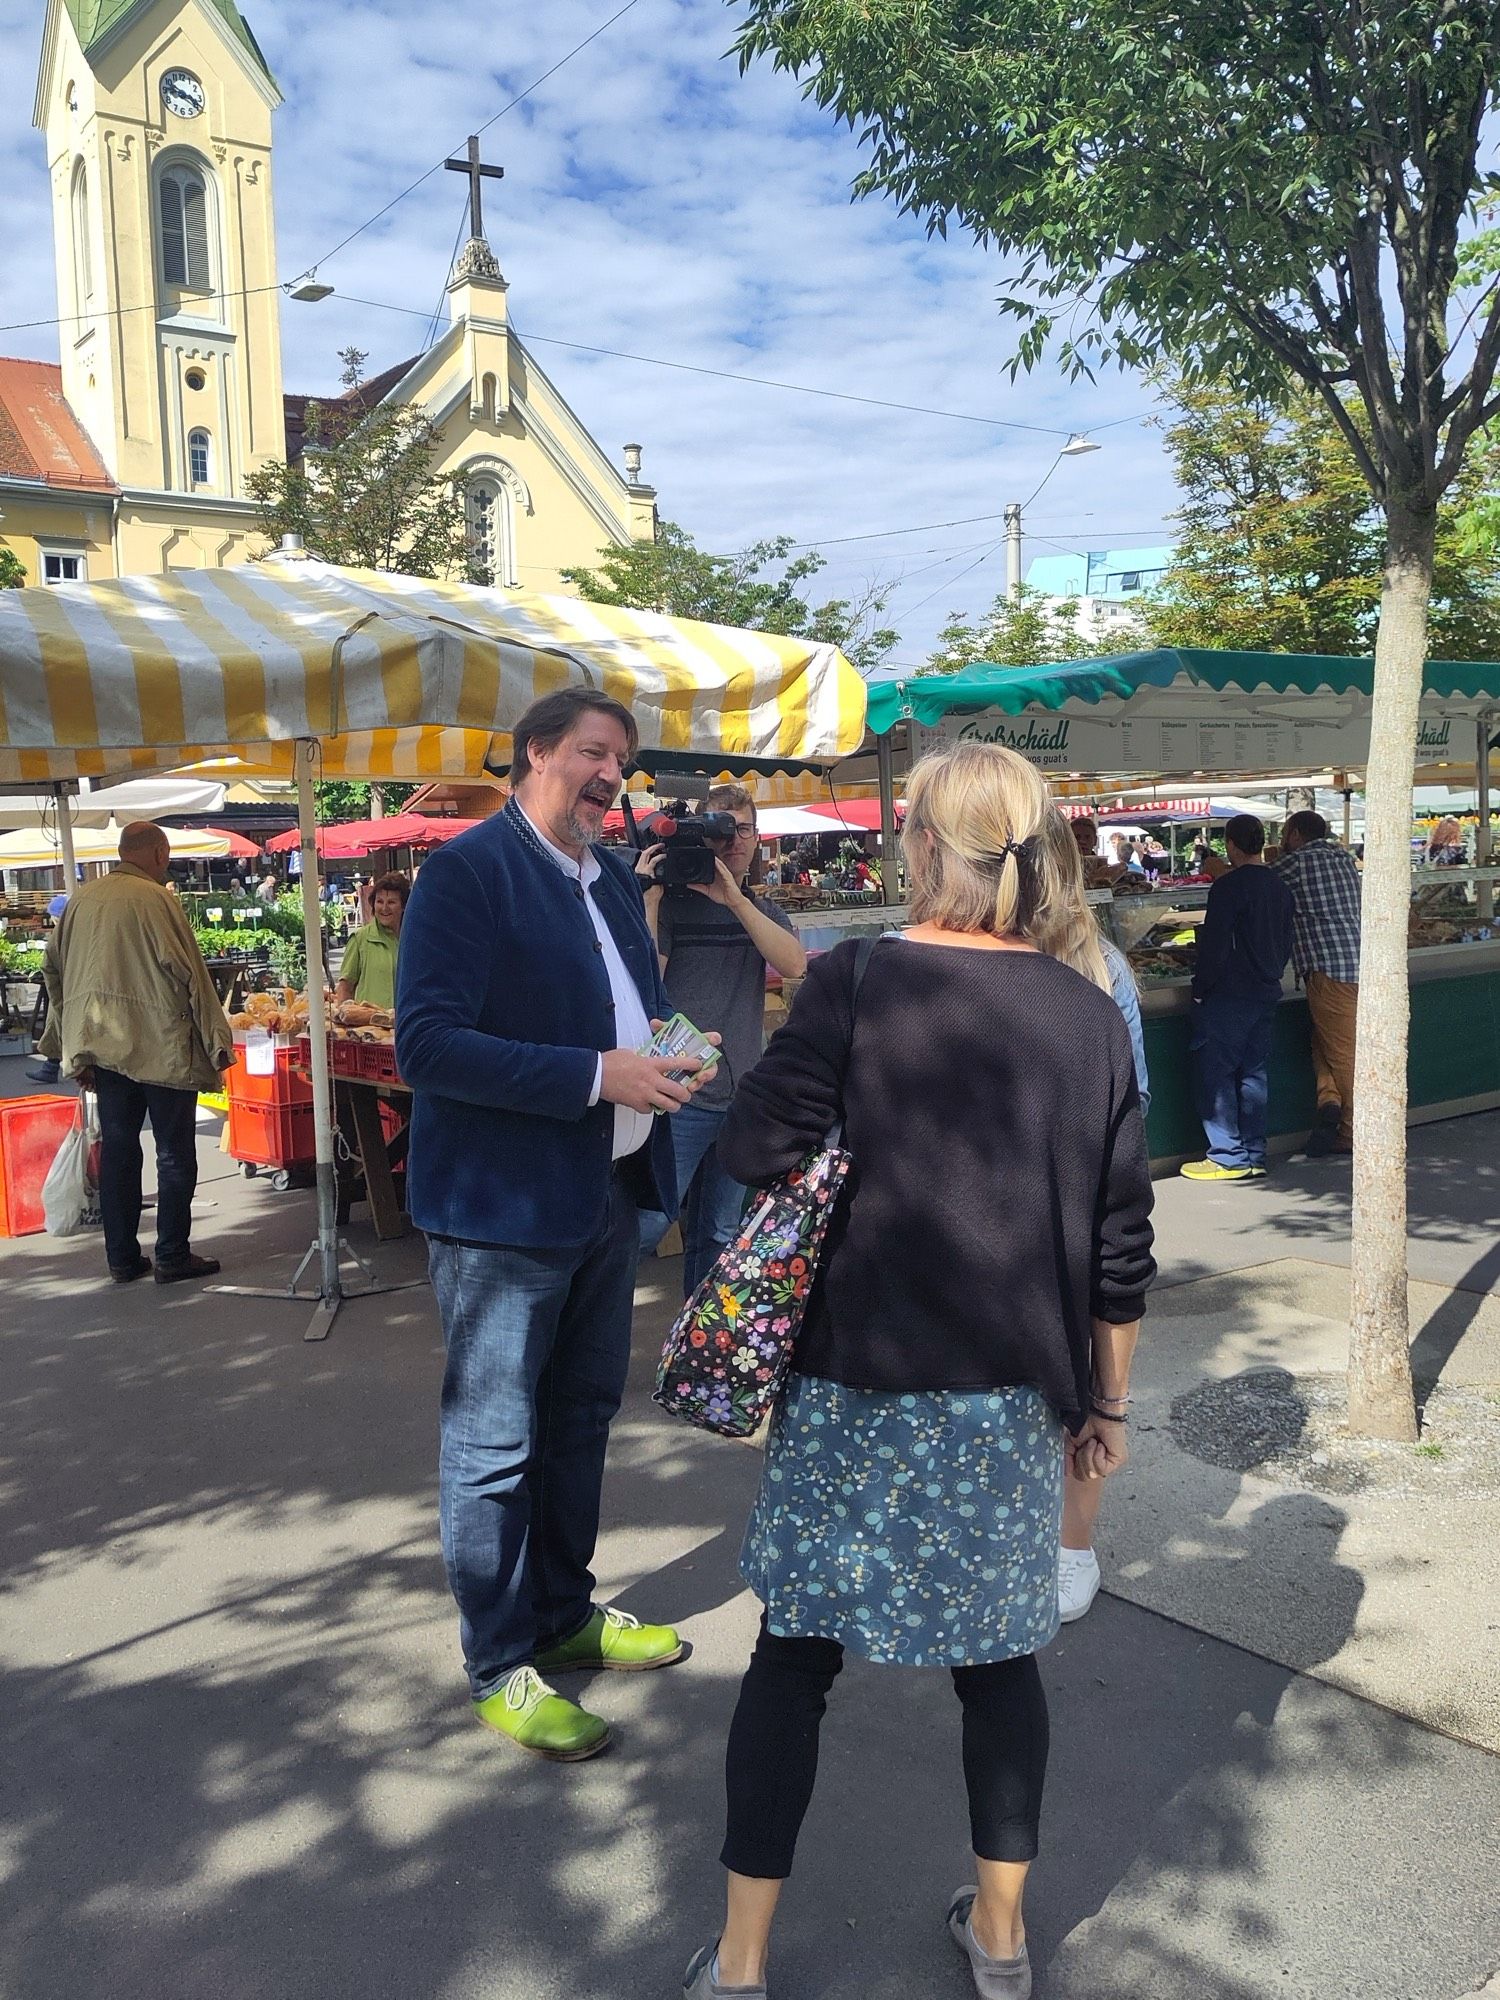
2;1159;1498;1999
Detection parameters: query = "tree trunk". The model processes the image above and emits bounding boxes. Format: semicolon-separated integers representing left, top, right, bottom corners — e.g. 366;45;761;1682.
1347;498;1433;1442
369;785;386;820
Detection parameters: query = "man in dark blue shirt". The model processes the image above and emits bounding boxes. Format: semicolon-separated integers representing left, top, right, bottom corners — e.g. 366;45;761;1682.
1182;814;1295;1182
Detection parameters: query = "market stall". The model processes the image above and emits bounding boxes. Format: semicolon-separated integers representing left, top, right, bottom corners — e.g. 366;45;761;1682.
865;649;1500;1164
0;553;866;1331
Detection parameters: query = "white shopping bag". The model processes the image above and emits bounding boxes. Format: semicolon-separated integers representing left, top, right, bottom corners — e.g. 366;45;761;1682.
41;1094;102;1237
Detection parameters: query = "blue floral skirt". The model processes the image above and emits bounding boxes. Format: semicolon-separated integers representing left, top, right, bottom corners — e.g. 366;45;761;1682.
740;1373;1064;1667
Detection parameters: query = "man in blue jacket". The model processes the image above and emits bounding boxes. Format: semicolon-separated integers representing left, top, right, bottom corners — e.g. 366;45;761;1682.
1181;813;1295;1184
397;687;707;1761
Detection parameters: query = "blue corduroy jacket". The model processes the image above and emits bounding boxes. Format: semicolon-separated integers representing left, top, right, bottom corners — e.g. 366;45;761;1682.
395;806;676;1248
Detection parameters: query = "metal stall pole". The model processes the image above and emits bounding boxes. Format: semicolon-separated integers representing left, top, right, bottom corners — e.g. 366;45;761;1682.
1479;712;1495;927
296;737;342;1336
877;727;899;907
55;790;78;890
212;739;425;1339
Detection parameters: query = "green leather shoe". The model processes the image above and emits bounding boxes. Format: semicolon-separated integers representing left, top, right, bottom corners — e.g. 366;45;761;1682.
534;1606;686;1674
472;1666;610;1761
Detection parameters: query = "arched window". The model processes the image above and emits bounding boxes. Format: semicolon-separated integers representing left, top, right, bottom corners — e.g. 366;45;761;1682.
71;160;94;310
158;161;212;290
188;428;211;486
463;460;525;587
466;477;503;585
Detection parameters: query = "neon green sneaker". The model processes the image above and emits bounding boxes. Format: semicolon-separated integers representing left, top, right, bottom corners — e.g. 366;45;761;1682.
534;1606;686;1674
1179;1159;1254;1182
473;1666;610;1761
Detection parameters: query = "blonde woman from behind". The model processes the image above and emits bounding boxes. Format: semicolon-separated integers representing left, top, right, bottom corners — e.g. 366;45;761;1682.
682;741;1155;2000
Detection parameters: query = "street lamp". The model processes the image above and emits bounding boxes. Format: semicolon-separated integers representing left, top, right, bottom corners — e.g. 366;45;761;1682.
1005;436;1104;598
287;273;334;303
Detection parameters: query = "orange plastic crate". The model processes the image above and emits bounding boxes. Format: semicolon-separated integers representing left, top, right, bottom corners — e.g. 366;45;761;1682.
0;1095;84;1237
227;1044;313;1107
225;1094;316;1169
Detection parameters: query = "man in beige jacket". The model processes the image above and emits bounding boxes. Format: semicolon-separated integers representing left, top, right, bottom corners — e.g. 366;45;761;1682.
42;822;234;1283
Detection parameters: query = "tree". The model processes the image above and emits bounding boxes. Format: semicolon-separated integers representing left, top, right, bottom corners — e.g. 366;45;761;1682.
0;548;26;589
247;397;471;580
562;519;899;674
920;585;1144;674
736;0;1500;1437
1150;378;1500;656
312;780;417;821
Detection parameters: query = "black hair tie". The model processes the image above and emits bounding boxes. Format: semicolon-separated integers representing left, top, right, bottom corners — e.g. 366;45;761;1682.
995;834;1039;924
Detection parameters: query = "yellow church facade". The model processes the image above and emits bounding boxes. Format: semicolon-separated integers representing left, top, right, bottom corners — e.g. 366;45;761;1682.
0;0;656;590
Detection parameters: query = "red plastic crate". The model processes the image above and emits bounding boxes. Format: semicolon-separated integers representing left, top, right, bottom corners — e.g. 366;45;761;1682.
328;1036;364;1080
355;1040;401;1084
226;1094;317;1169
0;1095;84;1237
227;1044;314;1107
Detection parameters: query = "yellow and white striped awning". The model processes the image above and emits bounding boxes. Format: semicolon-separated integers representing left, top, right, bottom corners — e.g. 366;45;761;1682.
0;557;868;784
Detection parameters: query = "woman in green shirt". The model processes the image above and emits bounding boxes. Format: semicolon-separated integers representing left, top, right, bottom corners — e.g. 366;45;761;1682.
335;872;409;1012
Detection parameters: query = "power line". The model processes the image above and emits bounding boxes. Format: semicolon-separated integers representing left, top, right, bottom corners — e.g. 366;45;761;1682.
310;0;646;269
897;540;1007;621
339;290;1148;442
0;1;645;336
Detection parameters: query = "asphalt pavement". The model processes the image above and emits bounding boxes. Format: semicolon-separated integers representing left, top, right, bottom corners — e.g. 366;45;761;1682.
0;1065;1496;2000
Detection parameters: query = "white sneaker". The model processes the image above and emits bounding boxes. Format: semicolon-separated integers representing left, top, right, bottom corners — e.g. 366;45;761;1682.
1057;1547;1100;1623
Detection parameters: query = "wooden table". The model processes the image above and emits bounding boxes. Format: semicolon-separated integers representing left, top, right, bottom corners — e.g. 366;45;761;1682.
288;1062;411;1241
333;1075;411;1242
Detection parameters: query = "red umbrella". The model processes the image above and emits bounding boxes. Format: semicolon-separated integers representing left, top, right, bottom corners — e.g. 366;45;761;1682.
205;826;263;858
803;799;899;831
413;817;485;844
264;814;434;858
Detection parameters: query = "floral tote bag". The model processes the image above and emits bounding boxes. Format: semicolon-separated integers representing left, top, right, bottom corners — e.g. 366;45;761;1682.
653;937;875;1440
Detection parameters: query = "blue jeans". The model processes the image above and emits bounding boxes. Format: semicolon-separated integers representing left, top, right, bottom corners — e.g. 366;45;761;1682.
637;1098;746;1297
94;1066;199;1270
1190;995;1278;1170
428;1178;639;1699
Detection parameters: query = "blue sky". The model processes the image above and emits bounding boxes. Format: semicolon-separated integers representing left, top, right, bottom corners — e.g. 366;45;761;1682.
0;0;1178;664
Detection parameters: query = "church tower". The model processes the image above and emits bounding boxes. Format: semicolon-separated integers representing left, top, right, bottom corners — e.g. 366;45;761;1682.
33;0;286;567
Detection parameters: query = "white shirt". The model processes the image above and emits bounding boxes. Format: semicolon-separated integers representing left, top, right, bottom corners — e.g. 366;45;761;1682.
516;803;654;1160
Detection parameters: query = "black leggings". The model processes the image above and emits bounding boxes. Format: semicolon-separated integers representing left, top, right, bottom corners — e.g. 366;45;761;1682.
720;1617;1049;1879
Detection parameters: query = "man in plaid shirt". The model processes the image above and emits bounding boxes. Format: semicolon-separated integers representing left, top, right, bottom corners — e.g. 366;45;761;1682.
1272;811;1362;1155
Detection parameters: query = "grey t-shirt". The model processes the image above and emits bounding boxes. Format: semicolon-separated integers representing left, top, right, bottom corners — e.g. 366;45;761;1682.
656;889;796;1108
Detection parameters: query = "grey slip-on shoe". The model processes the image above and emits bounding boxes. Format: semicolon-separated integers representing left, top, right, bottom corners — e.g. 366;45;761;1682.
682;1940;767;1998
947;1887;1032;1999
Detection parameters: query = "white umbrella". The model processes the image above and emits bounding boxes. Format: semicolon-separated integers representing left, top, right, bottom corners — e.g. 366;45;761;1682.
0;819;228;868
0;776;225;830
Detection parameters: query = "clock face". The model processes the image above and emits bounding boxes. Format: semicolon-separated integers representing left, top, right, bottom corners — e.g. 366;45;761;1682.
160;69;205;119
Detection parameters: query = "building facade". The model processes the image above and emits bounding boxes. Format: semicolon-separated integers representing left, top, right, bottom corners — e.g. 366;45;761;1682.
1024;543;1173;643
1;0;655;588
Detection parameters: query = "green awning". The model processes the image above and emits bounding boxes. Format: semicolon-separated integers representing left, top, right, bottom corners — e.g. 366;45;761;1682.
865;649;1500;734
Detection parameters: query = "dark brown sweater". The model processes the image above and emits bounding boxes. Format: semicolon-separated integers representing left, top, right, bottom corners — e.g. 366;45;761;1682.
718;936;1155;1426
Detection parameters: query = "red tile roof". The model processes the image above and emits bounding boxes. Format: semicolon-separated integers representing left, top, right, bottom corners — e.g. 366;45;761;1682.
0;358;117;492
283;355;421;462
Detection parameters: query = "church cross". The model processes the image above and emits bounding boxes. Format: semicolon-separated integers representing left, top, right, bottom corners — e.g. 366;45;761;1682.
445;135;504;243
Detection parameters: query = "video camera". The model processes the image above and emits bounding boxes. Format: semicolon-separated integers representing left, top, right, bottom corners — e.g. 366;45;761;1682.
639;803;740;887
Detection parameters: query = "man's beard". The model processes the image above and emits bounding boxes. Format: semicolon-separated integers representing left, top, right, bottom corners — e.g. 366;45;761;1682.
564;785;613;847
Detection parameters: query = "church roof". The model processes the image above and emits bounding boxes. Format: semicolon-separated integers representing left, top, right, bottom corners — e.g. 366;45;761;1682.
0;358;116;491
63;0;275;86
283;356;422;462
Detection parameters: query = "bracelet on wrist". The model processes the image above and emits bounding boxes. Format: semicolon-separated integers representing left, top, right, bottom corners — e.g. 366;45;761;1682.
1091;1392;1130;1409
1089;1402;1128;1424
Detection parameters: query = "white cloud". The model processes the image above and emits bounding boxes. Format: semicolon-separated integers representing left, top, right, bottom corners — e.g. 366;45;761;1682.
0;0;1179;661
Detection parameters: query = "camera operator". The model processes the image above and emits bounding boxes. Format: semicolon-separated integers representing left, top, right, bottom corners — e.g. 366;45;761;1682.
636;783;807;1295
